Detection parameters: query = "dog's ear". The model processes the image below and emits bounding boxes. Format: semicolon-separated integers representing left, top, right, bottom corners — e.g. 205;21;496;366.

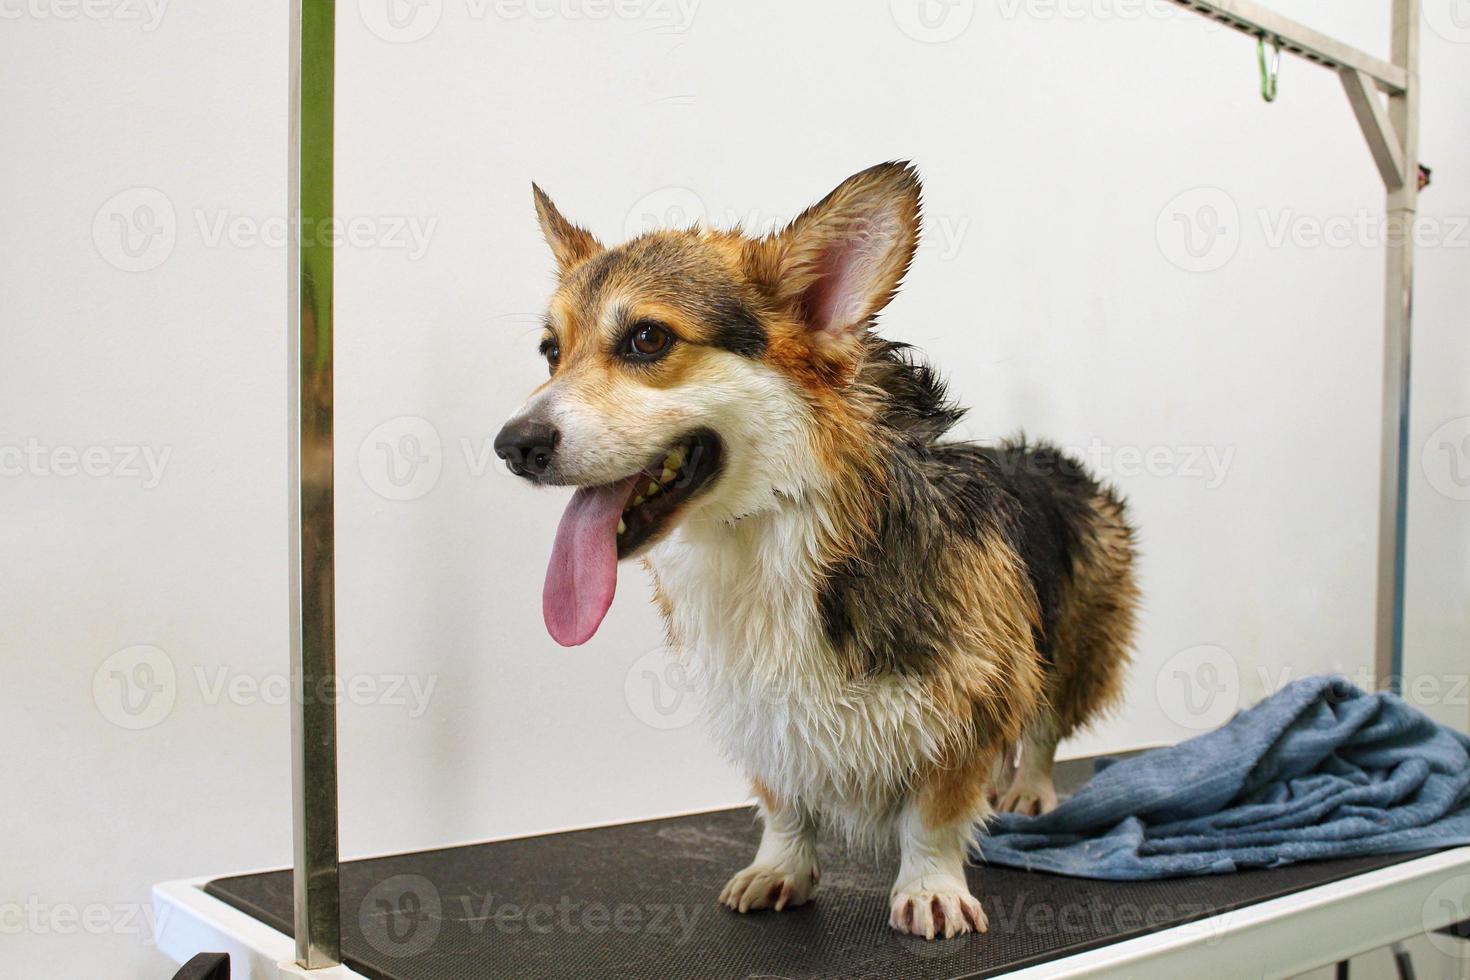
532;183;603;275
751;162;921;363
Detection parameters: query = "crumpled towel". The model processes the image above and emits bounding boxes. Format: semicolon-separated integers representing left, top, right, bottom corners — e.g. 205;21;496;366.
978;675;1470;879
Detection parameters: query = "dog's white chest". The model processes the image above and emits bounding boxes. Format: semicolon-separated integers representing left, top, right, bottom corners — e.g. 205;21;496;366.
649;508;944;831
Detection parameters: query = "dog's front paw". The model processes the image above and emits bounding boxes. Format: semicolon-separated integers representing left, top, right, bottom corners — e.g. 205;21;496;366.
719;863;818;913
888;877;987;940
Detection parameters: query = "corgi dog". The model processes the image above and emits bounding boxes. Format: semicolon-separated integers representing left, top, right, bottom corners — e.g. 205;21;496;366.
495;163;1138;940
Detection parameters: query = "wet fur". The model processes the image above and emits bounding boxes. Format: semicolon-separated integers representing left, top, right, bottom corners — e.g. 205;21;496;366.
510;163;1139;935
648;336;1136;846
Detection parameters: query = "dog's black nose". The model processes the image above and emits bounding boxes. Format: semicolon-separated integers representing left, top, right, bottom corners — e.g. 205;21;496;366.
494;419;560;478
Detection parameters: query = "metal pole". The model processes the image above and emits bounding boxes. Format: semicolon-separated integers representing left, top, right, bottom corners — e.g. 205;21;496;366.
1374;0;1419;691
288;0;341;968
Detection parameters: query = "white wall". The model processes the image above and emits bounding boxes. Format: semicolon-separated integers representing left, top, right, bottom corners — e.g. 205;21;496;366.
3;2;1467;976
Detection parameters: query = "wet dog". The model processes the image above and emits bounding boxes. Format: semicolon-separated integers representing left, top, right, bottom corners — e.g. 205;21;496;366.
496;162;1138;939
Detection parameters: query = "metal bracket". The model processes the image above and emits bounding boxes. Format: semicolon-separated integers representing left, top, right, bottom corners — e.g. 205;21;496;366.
1341;68;1407;192
1169;0;1407;93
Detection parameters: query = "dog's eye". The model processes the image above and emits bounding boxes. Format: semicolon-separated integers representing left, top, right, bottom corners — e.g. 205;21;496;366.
623;321;673;361
540;339;561;374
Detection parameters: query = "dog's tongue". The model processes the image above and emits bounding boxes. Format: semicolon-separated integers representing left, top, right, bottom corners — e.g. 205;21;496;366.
543;478;635;646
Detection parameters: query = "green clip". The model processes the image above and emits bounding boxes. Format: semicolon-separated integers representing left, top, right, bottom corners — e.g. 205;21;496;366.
1258;36;1281;103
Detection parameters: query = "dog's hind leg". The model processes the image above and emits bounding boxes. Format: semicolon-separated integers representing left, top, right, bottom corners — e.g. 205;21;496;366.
995;488;1138;817
995;717;1060;816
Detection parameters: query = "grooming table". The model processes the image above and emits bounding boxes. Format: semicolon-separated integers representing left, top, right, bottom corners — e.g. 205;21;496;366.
153;756;1470;979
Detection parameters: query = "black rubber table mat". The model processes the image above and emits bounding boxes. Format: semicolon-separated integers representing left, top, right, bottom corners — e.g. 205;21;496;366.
207;757;1431;979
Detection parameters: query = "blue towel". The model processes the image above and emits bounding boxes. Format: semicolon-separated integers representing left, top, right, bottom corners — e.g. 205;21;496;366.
978;675;1470;879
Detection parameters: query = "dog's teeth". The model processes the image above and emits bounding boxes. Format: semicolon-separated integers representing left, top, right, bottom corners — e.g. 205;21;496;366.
617;519;626;535
665;445;687;470
660;465;677;484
